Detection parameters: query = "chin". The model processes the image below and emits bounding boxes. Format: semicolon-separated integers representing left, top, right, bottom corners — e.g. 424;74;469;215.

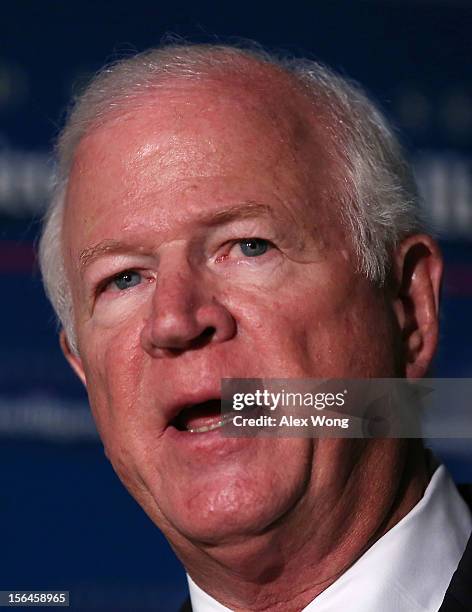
151;465;307;547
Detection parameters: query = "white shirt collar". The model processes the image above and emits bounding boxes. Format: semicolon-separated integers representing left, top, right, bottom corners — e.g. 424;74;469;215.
187;465;472;612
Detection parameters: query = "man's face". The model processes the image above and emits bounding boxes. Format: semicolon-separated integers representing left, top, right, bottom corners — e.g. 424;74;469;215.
62;76;400;547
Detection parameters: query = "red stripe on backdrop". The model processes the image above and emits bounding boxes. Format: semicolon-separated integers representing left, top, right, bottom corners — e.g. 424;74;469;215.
0;241;37;273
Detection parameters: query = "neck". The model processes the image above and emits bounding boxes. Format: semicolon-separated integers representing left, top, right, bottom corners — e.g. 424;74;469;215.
177;440;430;612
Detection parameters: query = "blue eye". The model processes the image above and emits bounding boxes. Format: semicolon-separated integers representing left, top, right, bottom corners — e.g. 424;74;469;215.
112;270;142;291
239;238;270;257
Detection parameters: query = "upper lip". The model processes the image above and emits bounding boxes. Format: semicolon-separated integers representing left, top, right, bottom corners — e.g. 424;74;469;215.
164;387;222;427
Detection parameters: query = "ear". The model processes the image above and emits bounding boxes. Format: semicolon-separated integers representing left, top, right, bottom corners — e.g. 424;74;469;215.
60;330;87;387
391;234;443;378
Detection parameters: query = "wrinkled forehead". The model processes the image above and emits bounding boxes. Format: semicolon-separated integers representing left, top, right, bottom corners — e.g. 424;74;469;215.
63;68;344;256
68;62;338;179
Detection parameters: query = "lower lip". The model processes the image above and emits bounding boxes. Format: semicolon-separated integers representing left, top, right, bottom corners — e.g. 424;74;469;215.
164;419;252;454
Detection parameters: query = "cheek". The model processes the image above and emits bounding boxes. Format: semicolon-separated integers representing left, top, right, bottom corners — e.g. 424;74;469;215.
78;317;149;438
80;336;163;508
294;290;398;377
225;272;396;377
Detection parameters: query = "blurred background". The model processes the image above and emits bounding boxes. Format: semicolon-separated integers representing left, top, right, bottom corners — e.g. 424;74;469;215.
1;1;471;609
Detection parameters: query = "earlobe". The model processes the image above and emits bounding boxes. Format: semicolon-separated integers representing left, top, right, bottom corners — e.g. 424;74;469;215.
59;330;87;387
392;234;443;378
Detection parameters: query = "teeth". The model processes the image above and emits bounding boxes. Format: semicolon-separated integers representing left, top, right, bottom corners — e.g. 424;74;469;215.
187;413;233;434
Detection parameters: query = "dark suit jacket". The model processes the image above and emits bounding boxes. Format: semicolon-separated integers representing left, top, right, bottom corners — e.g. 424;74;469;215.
179;486;472;611
438;485;472;611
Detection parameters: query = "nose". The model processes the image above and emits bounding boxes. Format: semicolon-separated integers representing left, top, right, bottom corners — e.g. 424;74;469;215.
140;267;236;356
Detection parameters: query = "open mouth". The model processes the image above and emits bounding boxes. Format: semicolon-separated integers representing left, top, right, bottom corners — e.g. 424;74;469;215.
170;399;233;434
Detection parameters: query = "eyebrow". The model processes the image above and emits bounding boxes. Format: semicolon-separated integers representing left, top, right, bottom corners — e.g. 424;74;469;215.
78;201;275;271
79;240;136;270
202;201;273;226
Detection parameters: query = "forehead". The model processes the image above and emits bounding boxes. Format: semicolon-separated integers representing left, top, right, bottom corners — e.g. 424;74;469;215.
70;71;329;167
64;72;340;252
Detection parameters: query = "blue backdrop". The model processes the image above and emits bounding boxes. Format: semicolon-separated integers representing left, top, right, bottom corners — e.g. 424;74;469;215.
1;2;471;609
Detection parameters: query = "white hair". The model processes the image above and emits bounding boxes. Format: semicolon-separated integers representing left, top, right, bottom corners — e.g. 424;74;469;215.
38;42;423;351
